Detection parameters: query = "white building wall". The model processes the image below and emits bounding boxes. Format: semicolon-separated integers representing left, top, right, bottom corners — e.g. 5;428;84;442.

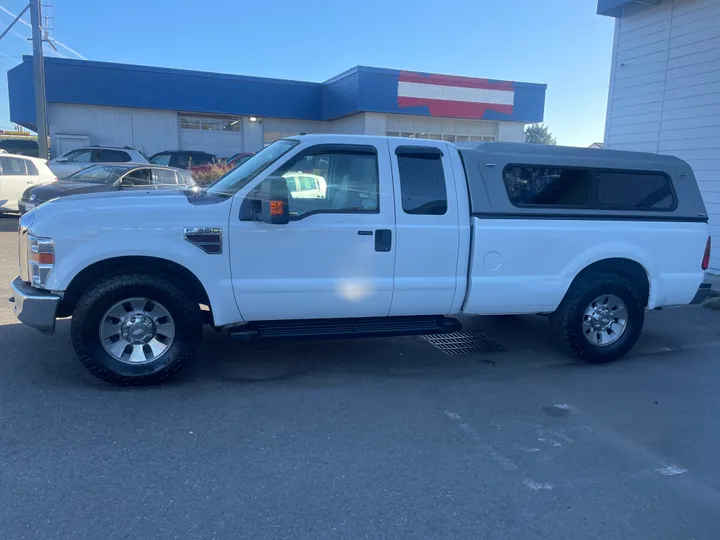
48;103;179;157
604;0;720;272
498;122;525;142
328;114;366;134
364;113;387;135
242;118;263;152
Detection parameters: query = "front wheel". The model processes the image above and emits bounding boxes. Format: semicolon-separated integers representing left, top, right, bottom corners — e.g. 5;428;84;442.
71;274;203;385
550;271;645;363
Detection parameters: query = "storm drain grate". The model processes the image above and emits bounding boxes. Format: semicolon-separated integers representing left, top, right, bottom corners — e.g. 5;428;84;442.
421;332;506;356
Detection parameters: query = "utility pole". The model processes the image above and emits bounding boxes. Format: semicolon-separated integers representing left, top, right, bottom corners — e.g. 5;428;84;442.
29;0;49;160
0;1;50;159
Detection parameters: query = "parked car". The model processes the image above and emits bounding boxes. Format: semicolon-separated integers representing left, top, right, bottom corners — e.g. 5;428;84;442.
0;137;40;157
0;152;57;214
9;135;712;385
149;150;216;170
48;145;150;179
226;152;254;167
18;163;196;214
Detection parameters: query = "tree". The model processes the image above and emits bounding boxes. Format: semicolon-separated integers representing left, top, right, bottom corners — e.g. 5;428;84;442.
524;123;557;145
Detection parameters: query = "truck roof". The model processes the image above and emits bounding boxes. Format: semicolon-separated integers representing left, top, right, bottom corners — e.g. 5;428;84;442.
455;141;689;169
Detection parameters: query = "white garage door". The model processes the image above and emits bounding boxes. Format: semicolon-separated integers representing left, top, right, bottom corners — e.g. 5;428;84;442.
179;114;243;158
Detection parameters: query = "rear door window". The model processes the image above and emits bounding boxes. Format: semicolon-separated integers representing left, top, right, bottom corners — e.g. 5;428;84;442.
173;154;191;168
396;147;448;215
0;156;28;175
193;154;214;166
153;169;179;185
93;149;132;162
122;168;152;186
63;149;92;163
24;159;38;176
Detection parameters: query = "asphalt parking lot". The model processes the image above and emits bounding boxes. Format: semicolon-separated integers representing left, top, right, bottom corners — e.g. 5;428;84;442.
2;214;720;540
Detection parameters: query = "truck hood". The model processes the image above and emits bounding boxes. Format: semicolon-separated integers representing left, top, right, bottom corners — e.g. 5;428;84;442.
33;188;228;219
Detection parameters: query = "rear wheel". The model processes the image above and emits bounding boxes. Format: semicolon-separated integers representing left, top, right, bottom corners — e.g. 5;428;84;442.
550;271;645;363
71;274;202;385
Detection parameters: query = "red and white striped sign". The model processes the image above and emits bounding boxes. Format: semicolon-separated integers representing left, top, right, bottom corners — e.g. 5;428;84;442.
397;71;515;119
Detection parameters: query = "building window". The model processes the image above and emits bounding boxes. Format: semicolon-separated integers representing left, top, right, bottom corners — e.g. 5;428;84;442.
502;165;676;211
396;147;448;216
386;131;495;142
179;115;241;132
386;116;497;143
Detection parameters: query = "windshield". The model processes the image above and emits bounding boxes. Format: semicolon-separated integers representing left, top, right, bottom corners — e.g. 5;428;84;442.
66;165;128;184
149;153;171;166
206;140;299;196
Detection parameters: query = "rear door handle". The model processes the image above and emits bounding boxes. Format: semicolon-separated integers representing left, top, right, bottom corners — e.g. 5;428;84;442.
375;229;392;252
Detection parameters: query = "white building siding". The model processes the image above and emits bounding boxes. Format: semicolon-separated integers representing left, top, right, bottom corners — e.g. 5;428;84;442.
329;114;366;134
605;0;720;272
48;103;179;157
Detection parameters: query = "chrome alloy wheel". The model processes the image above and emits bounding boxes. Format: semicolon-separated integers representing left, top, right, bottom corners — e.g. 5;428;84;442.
582;294;628;347
99;298;176;364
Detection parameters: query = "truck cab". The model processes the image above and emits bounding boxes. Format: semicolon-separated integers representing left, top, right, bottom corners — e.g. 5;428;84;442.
10;135;712;385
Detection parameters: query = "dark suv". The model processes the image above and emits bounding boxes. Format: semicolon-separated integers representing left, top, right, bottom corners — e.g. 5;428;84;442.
149;150;216;169
0;138;39;157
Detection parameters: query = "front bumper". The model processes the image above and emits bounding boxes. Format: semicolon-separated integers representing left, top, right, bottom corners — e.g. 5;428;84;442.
9;276;60;334
690;282;713;305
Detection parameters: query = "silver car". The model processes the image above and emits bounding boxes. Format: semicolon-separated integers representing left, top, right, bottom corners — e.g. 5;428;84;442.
48;145;150;178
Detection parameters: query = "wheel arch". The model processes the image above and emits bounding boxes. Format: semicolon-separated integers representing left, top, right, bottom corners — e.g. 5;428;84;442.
563;258;651;309
58;256;212;321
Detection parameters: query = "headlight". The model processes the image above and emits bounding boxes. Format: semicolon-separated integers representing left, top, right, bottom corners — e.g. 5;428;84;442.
28;234;54;288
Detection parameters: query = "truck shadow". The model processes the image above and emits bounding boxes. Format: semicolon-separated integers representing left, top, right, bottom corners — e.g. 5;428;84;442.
0;317;582;390
3;304;719;390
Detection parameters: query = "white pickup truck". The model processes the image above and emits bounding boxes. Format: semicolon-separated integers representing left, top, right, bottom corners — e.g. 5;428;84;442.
10;135;713;385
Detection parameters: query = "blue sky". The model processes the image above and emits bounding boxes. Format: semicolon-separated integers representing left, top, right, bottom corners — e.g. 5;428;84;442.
0;0;614;146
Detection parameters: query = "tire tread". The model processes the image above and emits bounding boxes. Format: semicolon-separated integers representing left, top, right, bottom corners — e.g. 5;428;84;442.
551;271;644;363
71;273;202;385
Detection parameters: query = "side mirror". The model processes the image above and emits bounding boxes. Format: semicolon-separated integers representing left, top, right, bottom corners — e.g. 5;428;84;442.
258;176;290;225
54;157;68;163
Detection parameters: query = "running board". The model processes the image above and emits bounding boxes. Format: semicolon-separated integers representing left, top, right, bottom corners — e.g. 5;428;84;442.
228;316;462;342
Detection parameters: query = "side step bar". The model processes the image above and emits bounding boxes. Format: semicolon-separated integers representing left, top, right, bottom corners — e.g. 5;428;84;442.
228;315;462;342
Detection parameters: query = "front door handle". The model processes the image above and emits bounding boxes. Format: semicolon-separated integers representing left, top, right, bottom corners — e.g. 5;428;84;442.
375;229;392;252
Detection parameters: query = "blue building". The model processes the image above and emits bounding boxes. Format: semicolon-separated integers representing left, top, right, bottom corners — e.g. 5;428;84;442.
8;56;546;158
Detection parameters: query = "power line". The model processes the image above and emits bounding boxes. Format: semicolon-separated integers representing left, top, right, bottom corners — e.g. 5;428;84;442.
0;3;85;59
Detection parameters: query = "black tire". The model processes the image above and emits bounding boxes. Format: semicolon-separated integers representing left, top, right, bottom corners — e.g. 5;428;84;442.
550;271;645;363
71;274;203;385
